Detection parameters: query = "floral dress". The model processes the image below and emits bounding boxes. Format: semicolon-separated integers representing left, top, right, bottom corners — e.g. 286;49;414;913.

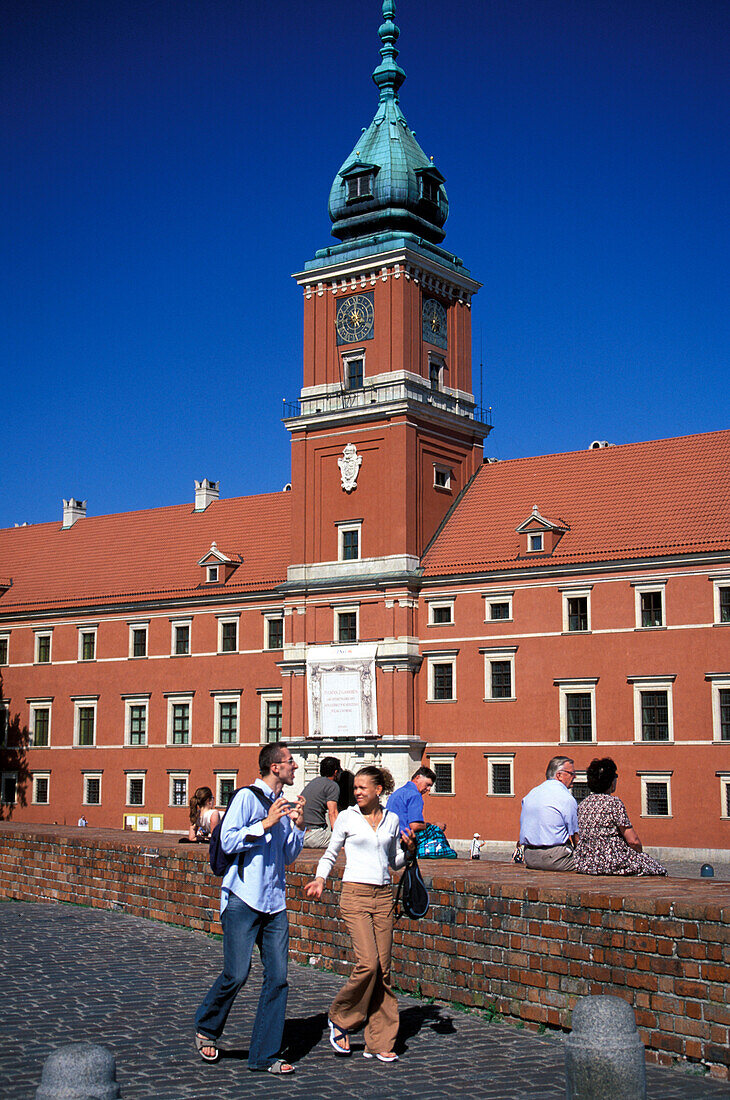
574;794;667;876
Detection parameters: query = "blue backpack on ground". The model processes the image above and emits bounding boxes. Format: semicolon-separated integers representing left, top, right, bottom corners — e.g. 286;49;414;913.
208;785;271;876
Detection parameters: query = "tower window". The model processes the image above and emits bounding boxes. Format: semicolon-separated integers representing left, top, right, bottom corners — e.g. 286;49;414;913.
345;357;364;390
420;175;440;203
346;173;373;202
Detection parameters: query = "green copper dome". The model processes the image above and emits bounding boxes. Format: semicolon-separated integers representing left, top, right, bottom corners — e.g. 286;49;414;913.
328;1;449;246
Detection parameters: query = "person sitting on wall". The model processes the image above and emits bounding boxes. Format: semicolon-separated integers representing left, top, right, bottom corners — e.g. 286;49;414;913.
574;757;667;876
188;786;221;843
518;756;578;871
300;756;342;848
386;766;436;837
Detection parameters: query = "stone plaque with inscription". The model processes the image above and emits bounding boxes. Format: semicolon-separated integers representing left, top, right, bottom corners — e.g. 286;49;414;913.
307;644;377;739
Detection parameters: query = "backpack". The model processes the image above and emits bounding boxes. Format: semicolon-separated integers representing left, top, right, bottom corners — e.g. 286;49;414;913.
394;850;429;921
208;785;271;876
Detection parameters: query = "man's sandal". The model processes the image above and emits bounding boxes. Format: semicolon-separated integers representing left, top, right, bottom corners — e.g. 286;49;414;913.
266;1059;295;1074
328;1018;352;1056
195;1033;219;1063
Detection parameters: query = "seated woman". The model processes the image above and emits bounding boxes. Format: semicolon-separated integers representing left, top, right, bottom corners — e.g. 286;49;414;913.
188;786;221;843
574;758;666;876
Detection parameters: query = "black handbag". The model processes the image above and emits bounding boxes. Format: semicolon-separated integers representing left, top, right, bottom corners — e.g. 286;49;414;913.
394;851;429;920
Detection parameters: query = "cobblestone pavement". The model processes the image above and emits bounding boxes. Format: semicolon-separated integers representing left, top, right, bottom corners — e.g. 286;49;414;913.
1;901;726;1100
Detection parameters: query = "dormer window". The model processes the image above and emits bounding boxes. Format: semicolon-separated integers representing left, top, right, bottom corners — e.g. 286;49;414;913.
515;506;568;557
528;533;543;553
197;542;240;586
347;173;373;201
207;565;219;583
415;164;445;206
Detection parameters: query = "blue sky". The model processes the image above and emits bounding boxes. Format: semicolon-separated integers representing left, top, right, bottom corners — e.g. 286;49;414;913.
2;0;728;529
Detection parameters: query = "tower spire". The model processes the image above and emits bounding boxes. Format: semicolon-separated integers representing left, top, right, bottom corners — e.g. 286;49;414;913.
372;0;406;101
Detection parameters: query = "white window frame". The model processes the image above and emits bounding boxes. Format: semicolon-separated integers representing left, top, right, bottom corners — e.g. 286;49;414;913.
707;675;730;742
528;532;543;553
83;772;103;806
719;773;730;819
260;690;283;743
556;678;598;743
342;350;365;390
124;696;150;747
561;587;593;633
337;521;362;562
484;591;513;622
128;621;149;659
215;771;238;809
639;772;672;818
633;581;666;630
433;464;452;491
213;692;241;746
334;605;359;643
428;754;455;796
29;699;53;748
166;694;193;746
72;698;98;747
485;754;515;797
217;615;239;654
34;630;52;664
712;578;730;625
207;564;219;583
32;771;51;805
126;771;146;808
0;633;9;666
77;626;98;662
264;612;285;650
629;676;675;743
1;771;18;804
426;651;457;702
171;619;191;656
168;771;189;808
428;351;446;391
482;647;517;701
428;600;454;626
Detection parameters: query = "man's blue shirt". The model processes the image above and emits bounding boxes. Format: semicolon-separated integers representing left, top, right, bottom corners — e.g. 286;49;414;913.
387;780;424;833
519;778;578;846
220;778;304;915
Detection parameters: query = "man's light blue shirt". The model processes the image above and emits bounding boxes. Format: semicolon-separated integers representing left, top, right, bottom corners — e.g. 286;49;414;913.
519;778;578;846
220;778;304;916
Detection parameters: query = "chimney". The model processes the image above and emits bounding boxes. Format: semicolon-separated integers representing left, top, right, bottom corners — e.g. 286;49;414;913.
62;499;87;528
194;479;219;512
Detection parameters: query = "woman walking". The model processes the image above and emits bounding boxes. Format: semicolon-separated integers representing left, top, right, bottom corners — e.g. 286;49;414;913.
305;765;413;1063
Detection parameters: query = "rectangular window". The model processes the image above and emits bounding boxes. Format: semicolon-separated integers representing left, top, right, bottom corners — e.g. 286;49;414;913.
337;611;358;643
719;688;730;741
130;625;148;658
490;660;512;699
429;361;441;392
216;774;237;808
173;624;190;656
0;636;7;665
571;778;590;805
721;777;730;819
567;596;588;632
340;526;360;562
347;172;372;200
207;565;219;583
431;760;454;795
265;699;282;743
170;702;190;745
428;601;453;625
486;755;514;796
35;633;51;664
566;693;593;742
640;776;671;817
431;662;454;701
484;593;513;621
217;701;238;745
170;776;188;807
641;691;669;741
641;590;663;628
127;776;145;807
76;705;96;747
266;616;284;650
720;587;730;623
80;631;96;661
219;619;238;653
84;775;101;805
127;704;147;746
483;647;517;701
0;703;7;745
1;772;17;804
31;706;50;747
345;357;364;390
528;533;543;552
32;774;49;804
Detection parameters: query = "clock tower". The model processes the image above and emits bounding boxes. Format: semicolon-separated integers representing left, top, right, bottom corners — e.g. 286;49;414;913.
281;1;491;769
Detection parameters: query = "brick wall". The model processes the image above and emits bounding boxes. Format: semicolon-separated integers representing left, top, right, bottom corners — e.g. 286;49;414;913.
1;826;727;1081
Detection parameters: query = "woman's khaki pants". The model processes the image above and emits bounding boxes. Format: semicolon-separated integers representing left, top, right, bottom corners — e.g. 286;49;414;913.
329;882;399;1053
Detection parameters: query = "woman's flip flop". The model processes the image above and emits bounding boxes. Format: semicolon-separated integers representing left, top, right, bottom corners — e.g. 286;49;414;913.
328;1018;352;1056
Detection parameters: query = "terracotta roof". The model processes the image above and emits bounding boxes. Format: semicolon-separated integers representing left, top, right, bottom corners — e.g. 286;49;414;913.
0;492;292;615
422;430;730;576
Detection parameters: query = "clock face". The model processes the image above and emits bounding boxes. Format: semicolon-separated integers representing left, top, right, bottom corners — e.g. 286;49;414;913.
422;298;447;350
336;292;375;345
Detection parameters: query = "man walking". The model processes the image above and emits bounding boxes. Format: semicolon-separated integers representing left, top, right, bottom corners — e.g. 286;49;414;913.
387;766;436;835
518;756;578;871
300;756;341;848
194;742;305;1075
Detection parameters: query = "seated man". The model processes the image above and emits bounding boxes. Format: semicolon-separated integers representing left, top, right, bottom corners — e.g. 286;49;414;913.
387;766;436;837
300;756;341;848
519;756;578;871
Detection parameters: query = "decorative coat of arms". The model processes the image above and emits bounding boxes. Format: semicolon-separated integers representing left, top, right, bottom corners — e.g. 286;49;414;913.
338;443;362;492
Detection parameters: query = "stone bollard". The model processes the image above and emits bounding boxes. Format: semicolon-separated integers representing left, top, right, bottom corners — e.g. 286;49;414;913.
35;1042;122;1100
564;995;646;1100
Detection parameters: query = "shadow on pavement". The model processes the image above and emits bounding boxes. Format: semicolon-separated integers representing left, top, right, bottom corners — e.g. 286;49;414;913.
396;1003;457;1053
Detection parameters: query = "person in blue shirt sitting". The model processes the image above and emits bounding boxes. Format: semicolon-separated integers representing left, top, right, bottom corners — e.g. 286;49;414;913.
386;766;436;838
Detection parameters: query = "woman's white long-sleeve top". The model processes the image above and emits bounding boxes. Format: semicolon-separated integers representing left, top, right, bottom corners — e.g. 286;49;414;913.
315;805;406;885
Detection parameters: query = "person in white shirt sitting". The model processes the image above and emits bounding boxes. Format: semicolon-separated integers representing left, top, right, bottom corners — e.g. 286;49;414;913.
518;756;579;871
305;766;414;1064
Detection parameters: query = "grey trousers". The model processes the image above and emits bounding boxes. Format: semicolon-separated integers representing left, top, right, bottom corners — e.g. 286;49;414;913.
523;844;576;871
303;825;332;848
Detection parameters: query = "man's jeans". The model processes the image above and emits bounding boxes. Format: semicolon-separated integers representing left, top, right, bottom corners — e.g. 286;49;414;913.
194;895;289;1070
